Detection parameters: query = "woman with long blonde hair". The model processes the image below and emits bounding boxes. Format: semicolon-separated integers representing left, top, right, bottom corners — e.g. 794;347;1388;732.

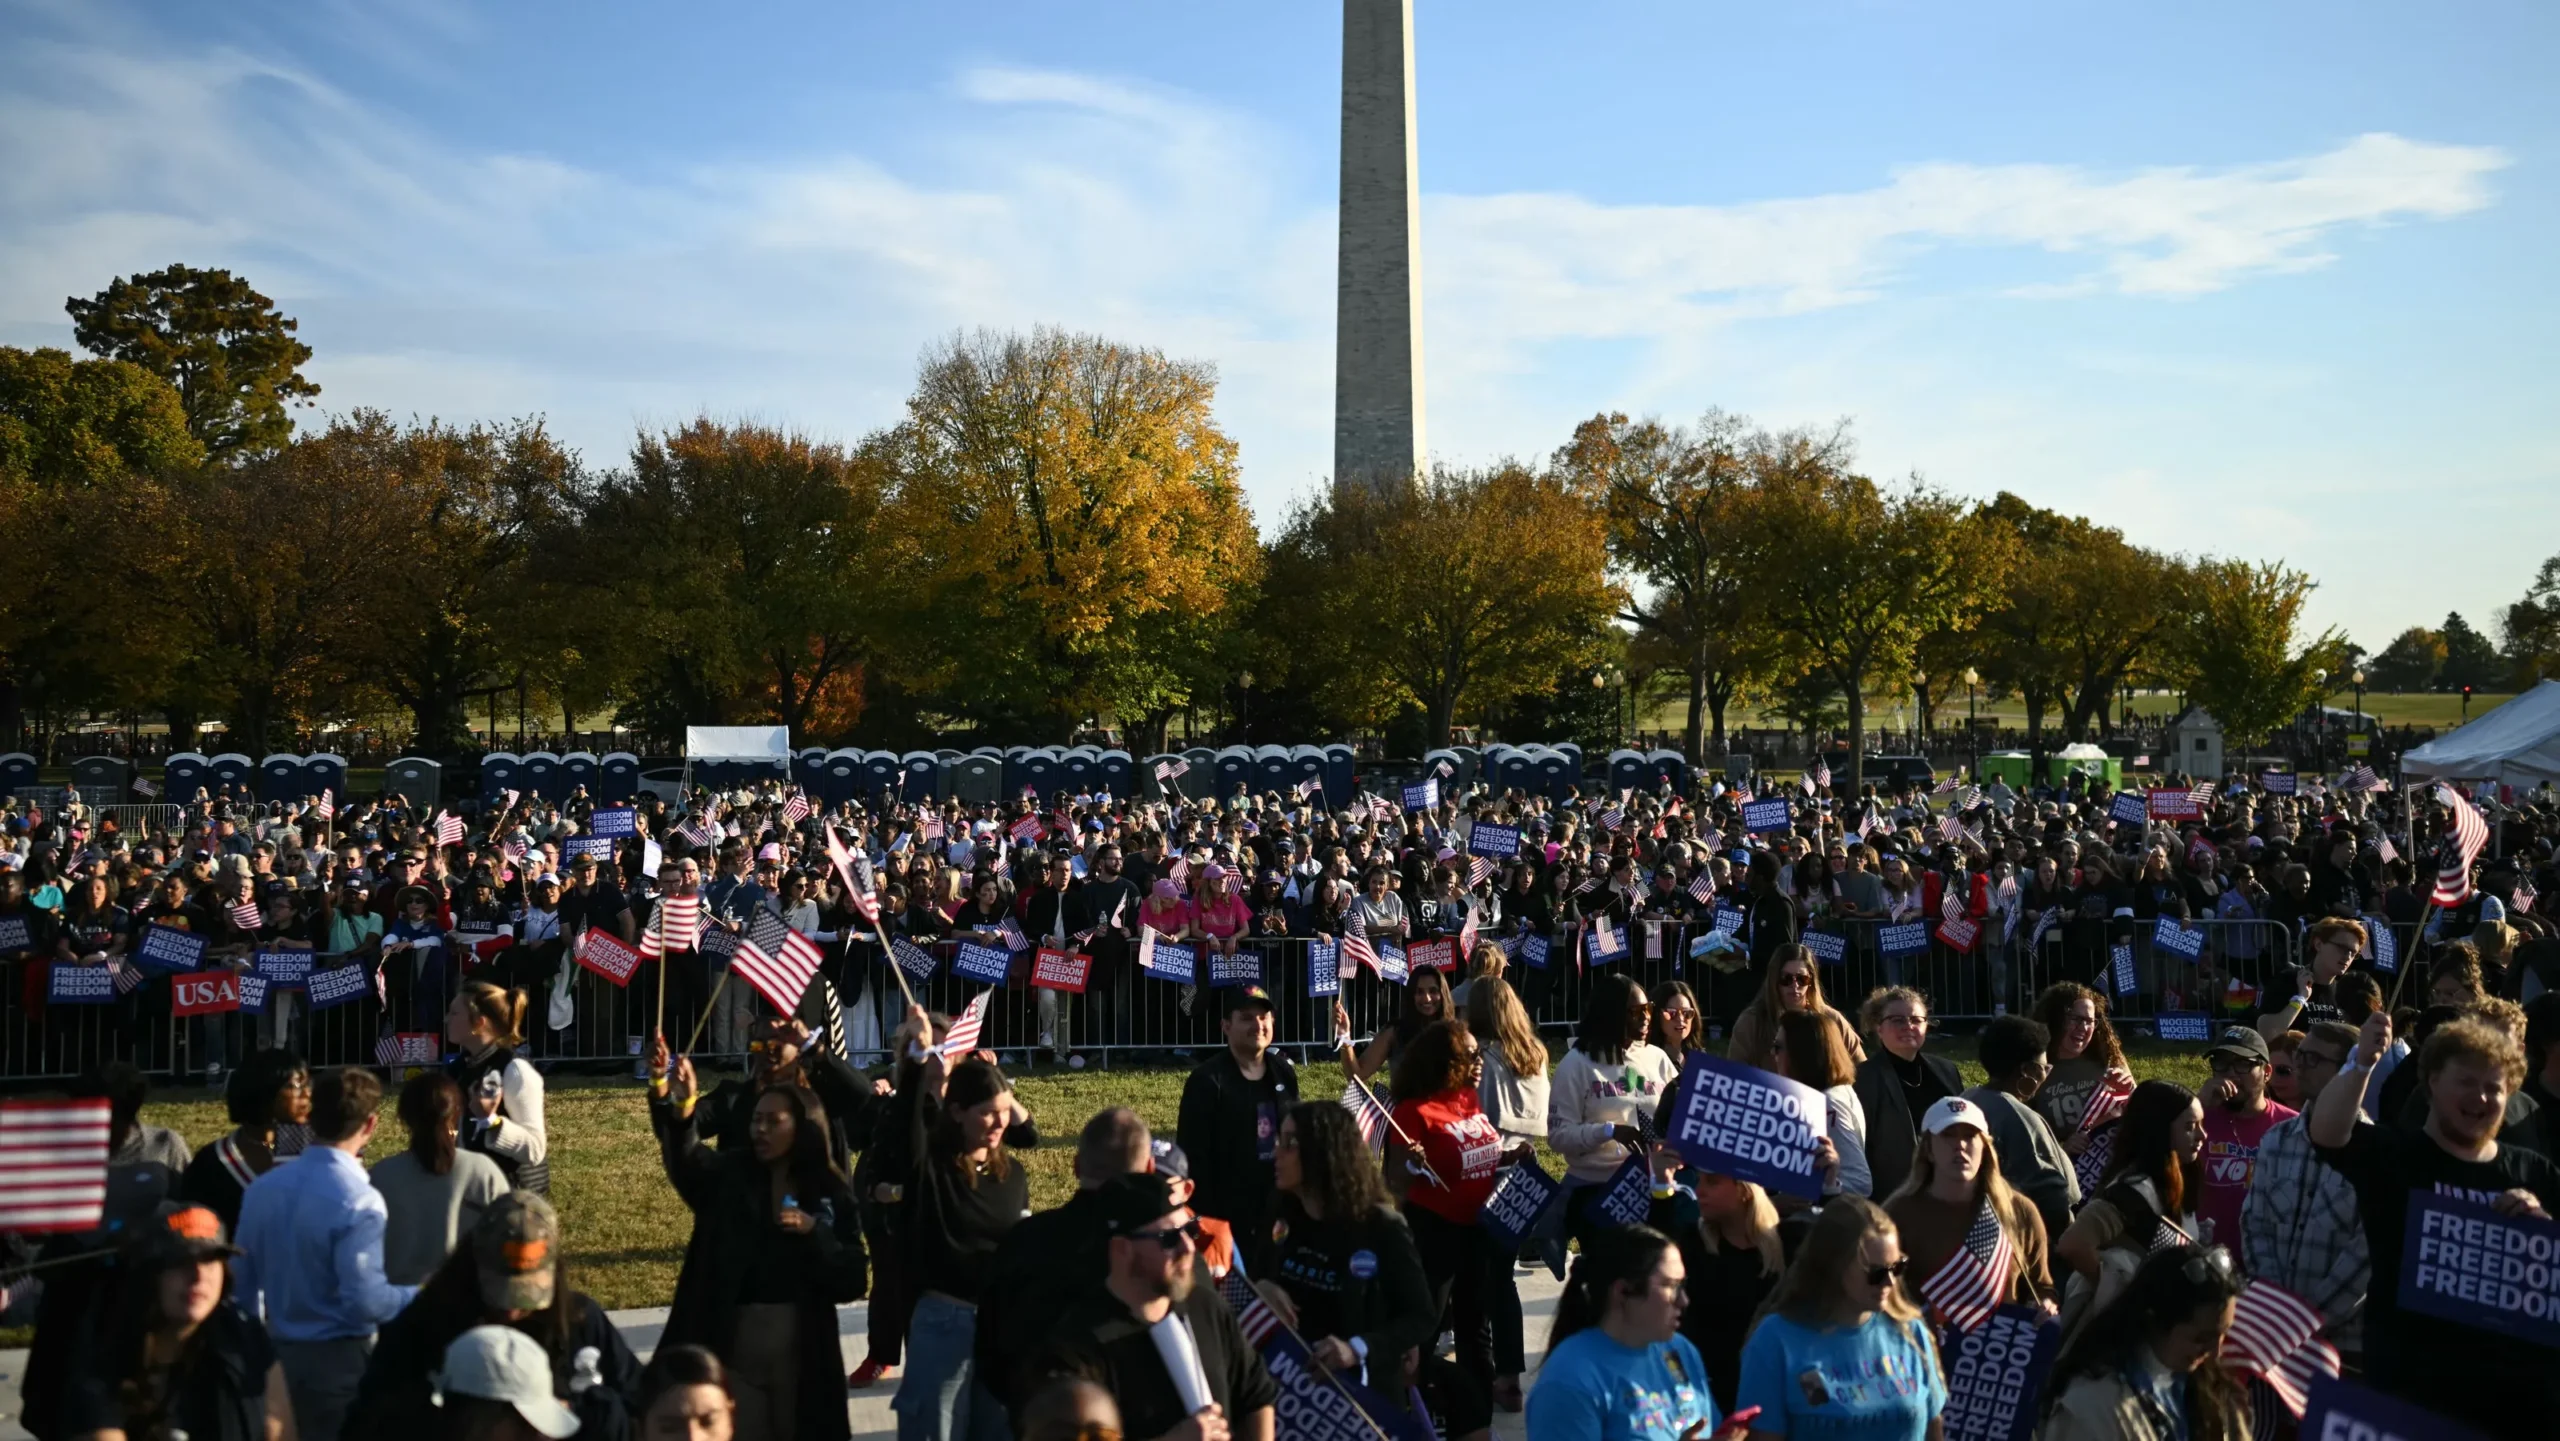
1738;1198;1947;1439
1727;943;1864;1073
1884;1095;2052;1339
1675;1171;1793;1411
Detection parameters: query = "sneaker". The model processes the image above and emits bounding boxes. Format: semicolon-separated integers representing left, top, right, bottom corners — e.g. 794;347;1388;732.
1068;1053;1088;1070
846;1357;892;1389
1037;1030;1056;1052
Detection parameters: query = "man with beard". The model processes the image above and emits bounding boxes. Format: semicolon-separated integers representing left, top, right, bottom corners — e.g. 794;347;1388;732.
1030;1172;1276;1441
2195;1025;2296;1253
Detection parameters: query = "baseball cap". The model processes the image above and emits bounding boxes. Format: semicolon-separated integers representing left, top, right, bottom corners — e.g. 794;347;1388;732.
1148;1138;1192;1182
473;1193;559;1313
1226;984;1274;1015
1092;1172;1181;1237
434;1326;580;1437
1920;1096;1991;1137
133;1201;237;1266
2205;1026;2271;1065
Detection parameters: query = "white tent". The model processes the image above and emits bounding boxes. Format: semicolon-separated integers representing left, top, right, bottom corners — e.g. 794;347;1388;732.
683;726;791;761
2401;680;2560;786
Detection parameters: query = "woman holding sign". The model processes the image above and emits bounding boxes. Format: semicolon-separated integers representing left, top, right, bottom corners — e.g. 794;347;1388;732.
1735;1198;1947;1441
1387;1019;1521;1408
2036;1244;2247;1441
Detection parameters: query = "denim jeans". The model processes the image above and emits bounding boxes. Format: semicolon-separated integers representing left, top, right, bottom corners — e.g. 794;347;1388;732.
891;1292;1010;1441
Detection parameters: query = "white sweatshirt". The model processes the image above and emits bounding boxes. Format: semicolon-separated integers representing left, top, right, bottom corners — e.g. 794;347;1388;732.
1548;1043;1677;1185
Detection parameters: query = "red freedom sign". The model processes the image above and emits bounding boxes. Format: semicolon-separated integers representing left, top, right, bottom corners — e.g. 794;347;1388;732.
2146;789;2204;821
172;972;242;1016
577;931;643;987
1030;947;1091;993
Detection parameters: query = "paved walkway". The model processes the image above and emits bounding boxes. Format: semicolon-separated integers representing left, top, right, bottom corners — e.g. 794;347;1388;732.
2;1268;1567;1440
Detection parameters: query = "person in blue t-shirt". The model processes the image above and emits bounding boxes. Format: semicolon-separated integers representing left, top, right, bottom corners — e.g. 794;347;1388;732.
1736;1197;1947;1441
1529;1223;1750;1441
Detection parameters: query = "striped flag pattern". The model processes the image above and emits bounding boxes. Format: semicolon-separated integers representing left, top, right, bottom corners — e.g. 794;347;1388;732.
1597;806;1624;831
995;914;1029;952
1688;869;1716;905
1809;759;1831;788
229;900;265;932
780;793;812;826
1217;1266;1283;1347
436;813;466;847
0;1099;112;1232
2188;780;2218;808
1339;908;1380;976
2341;764;2383;792
2430;783;2489;907
823;826;877;923
2079;1067;2136;1133
1340;1073;1392;1152
939;989;991;1057
312;789;335;820
1295;776;1323;802
112;962;144;996
2222;1279;2342;1417
677;813;721;848
1918;1200;2014;1334
733;911;824;1012
1466;854;1497;888
639;894;702;959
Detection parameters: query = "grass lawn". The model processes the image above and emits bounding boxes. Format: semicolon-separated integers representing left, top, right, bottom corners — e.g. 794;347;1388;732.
78;1038;2216;1317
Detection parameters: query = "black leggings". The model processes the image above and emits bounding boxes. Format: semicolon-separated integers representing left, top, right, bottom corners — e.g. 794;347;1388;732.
1404;1202;1512;1384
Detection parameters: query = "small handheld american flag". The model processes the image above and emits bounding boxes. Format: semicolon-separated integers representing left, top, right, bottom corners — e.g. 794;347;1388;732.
312;789;335;821
639;894;702;958
2079;1067;2136;1134
1217;1266;1283;1347
939;989;991;1057
733;911;825;1012
2429;783;2489;907
1295;776;1323;802
0;1099;112;1232
2221;1278;2341;1417
994;914;1029;952
1808;759;1831;788
1339;908;1380;975
229;900;265;932
436;813;466;848
2341;764;2383;792
1918;1200;2014;1334
780;793;812;827
1340;1073;1392;1151
1688;869;1715;905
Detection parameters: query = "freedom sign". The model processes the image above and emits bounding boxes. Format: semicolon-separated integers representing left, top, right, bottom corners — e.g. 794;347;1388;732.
1253;1313;1434;1441
576;930;643;986
2152;917;2205;959
235;974;271;1015
1466;823;1521;860
1401;779;1438;812
1802;930;1847;965
253;950;314;988
1741;798;1792;834
587;807;640;838
0;916;29;953
1594;1153;1654;1227
1306;940;1339;997
2301;1376;2489;1441
2399;1190;2560;1348
2370;921;2399;974
2108;792;2149;827
2260;770;2298;795
1584;924;1629;968
563;835;615;862
1208;948;1262;987
1478;1159;1561;1250
47;964;118;1005
1880;922;1931;959
1374;942;1409;984
1517;934;1549;970
1711;905;1746;936
136;924;208;975
1030;947;1091;993
171;971;241;1017
306;962;372;1010
1406;937;1455;973
2146;788;2204;821
2111;943;2137;996
951;941;1012;985
1941;1305;2059;1441
1661;1050;1830;1200
2154;1011;2213;1042
1141;937;1197;985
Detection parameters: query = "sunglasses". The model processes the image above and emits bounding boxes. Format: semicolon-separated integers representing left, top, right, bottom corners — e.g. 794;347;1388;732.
1129;1220;1204;1252
1863;1259;1911;1284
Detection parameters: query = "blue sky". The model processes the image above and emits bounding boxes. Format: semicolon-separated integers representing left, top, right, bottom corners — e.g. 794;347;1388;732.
4;0;2552;652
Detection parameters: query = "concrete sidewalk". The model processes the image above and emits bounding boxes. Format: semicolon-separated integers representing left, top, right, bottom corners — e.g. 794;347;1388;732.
3;1268;1567;1440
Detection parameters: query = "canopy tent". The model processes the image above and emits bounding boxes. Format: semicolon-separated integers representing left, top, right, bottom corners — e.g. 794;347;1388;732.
2400;680;2560;787
684;726;791;761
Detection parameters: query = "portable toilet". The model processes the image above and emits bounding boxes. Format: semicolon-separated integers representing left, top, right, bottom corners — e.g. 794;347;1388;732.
206;753;254;791
1096;749;1135;799
1213;746;1255;797
794;748;829;796
858;750;901;803
1060;746;1099;794
901;751;943;802
1141;753;1186;800
1321;744;1356;805
480;753;524;807
385;757;443;810
519;751;563;801
163;752;209;798
1533;746;1577;801
1606;748;1651;795
561;751;600;797
1646;748;1690;793
597;752;640;802
1254;744;1293;795
813;749;863;807
71;755;131;805
257;754;303;802
950;752;1002;805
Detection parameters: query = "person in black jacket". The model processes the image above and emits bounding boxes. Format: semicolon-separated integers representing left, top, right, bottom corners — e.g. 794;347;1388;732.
974;1107;1153;1417
182;1046;313;1230
652;1053;868;1441
345;1192;641;1441
1849;984;1963;1199
52;1202;290;1441
1743;851;1799;968
1177;986;1299;1280
1257;1102;1437;1383
677;1014;877;1173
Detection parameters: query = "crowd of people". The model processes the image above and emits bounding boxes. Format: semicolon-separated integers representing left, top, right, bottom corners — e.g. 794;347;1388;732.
3;758;2559;1440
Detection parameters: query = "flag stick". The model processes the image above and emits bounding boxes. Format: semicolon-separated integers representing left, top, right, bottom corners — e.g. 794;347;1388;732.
2386;901;2439;1012
680;969;731;1058
650;902;668;1038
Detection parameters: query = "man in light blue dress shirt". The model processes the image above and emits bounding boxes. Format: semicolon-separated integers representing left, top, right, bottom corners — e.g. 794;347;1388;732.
234;1067;417;1441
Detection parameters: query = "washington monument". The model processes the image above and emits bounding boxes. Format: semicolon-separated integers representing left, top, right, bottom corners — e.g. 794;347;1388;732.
1334;0;1425;490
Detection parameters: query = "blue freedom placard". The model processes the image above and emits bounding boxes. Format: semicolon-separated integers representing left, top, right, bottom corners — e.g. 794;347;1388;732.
2111;943;2137;996
47;964;118;1005
1246;1309;1437;1441
587;807;639;838
306;962;371;1011
1661;1050;1830;1200
1466;823;1521;859
891;938;940;982
1478;1159;1562;1250
0;916;30;953
1741;798;1792;834
2155;1011;2213;1042
2399;1190;2560;1348
1594;1154;1654;1228
1585;924;1629;967
1209;948;1261;987
1306;940;1340;998
253;950;314;988
2152;917;2205;959
2108;792;2149;826
1880;922;1930;958
1401;779;1438;812
1941;1305;2059;1441
1517;934;1549;970
235;973;271;1015
1803;931;1847;965
951;941;1012;984
136;924;208;975
2301;1376;2488;1441
563;835;615;862
2260;770;2297;795
1712;906;1746;936
1142;938;1197;985
1374;942;1409;984
2368;918;2399;974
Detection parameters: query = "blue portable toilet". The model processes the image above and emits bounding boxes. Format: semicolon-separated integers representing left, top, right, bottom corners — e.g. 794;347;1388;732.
858;750;901;802
71;756;131;804
597;752;640;802
1422;748;1464;795
1490;745;1533;796
1253;745;1291;795
1016;748;1064;800
793;748;828;796
813;749;862;807
163;752;209;798
1060;746;1099;795
1607;748;1651;795
520;751;562;801
257;754;302;802
951;753;1001;805
900;751;942;801
1282;746;1325;804
1140;753;1184;800
385;757;443;810
304;753;348;800
1533;746;1576;801
480;753;523;807
1322;744;1355;806
1453;746;1483;788
204;753;253;792
561;752;599;797
1097;749;1135;799
1213;746;1254;798
1647;748;1690;793
0;752;38;800
1552;743;1586;790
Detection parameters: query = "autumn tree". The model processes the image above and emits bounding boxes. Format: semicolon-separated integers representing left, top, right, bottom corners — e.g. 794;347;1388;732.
1554;409;1821;759
2365;626;2446;692
1265;465;1620;748
2158;559;2344;748
2500;557;2560;687
1734;468;2010;792
66;266;317;463
1971;494;2182;744
878;328;1260;742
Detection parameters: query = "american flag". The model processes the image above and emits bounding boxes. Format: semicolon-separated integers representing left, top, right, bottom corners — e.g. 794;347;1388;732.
1955;784;1983;811
1938;815;1971;848
502;837;528;863
1165;855;1189;885
1589;913;1620;957
1918;1200;2015;1334
822;825;875;921
677;813;720;848
2222;1279;2342;1417
1155;757;1190;781
2148;1218;2194;1254
2430;783;2489;907
639;894;702;958
995;913;1029;952
1340;908;1381;975
2341;764;2383;792
734;911;825;1012
0;1099;112;1232
780;793;812;826
1688;869;1715;905
1933;776;1962;795
229;899;264;932
436;812;466;847
2518;876;2539;916
920;815;946;842
1456;903;1480;963
2374;836;2398;864
374;1033;438;1067
1573;873;1602;896
312;789;334;820
112;962;144;996
1597;805;1624;831
1941;877;1968;923
133;776;158;797
1295;776;1323;802
1340;1072;1393;1152
1217;1266;1283;1347
939;988;991;1057
1809;759;1832;788
2079;1067;2136;1134
1857;805;1887;839
2188;780;2218;808
1466;854;1496;888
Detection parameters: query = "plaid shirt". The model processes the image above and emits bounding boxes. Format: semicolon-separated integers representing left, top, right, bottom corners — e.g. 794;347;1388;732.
2239;1111;2369;1351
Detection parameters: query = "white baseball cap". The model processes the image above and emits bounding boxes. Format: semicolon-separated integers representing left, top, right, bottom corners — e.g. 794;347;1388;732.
434;1326;580;1437
1920;1096;1990;1137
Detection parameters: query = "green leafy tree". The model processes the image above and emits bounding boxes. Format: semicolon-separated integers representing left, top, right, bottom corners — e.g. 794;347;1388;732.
2438;611;2501;692
66;265;318;462
2501;557;2560;687
2365;626;2446;692
2160;559;2344;748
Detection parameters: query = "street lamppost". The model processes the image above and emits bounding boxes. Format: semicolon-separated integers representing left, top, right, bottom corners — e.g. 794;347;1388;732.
1963;666;1980;779
1592;667;1626;749
2350;668;2365;762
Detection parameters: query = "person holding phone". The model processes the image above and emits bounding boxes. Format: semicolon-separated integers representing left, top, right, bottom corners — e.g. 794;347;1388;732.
1528;1223;1751;1441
